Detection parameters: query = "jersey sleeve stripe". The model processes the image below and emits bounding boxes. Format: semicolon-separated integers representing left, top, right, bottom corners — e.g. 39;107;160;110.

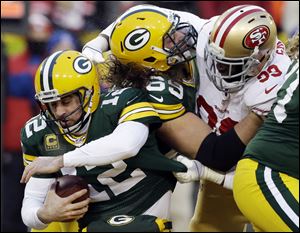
119;107;159;124
119;111;160;124
150;102;185;111
157;108;186;120
120;102;155;117
23;153;38;166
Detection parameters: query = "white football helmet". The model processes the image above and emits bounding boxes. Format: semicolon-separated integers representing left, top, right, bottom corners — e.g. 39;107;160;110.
204;5;277;93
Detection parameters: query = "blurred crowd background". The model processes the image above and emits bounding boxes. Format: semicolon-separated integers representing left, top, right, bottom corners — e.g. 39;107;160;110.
1;1;299;232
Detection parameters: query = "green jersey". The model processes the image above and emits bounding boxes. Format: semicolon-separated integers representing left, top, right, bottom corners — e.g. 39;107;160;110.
244;60;299;178
146;76;196;121
21;87;186;228
146;76;196;155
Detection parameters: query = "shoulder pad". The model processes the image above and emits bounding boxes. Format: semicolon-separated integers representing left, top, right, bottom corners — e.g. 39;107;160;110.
244;52;292;115
21;114;48;142
147;76;185;105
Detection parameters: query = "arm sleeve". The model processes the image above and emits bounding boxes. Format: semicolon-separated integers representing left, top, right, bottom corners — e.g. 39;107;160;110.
195;128;245;172
21;177;55;230
63;121;149;167
82;34;109;53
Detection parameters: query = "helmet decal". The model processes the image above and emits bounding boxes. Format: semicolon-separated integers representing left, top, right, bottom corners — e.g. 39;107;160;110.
243;25;270;49
124;28;150;51
73;56;92;74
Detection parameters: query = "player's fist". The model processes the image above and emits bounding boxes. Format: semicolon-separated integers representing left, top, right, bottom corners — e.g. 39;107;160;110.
82;46;105;64
173;155;203;183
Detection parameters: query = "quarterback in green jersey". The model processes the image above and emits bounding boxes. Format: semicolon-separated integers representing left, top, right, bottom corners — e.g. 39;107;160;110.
20;50;187;232
233;34;299;232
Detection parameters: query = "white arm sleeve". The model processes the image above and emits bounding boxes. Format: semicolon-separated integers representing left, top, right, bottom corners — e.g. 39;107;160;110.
21;177;55;230
64;121;149;167
82;34;109;53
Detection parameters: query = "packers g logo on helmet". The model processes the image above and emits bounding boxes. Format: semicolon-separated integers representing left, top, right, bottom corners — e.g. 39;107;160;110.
124;28;150;51
73;56;92;74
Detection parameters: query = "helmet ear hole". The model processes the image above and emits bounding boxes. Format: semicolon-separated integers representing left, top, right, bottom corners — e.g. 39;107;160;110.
120;42;124;53
144;57;156;63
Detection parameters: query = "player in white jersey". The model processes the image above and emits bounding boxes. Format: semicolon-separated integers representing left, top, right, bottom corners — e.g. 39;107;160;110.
82;4;291;232
189;5;292;232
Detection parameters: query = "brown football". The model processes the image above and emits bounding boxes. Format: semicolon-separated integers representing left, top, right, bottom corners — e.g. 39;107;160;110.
55;175;90;203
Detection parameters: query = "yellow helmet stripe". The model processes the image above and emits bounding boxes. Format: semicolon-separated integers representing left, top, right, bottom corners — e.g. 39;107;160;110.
41;50;63;91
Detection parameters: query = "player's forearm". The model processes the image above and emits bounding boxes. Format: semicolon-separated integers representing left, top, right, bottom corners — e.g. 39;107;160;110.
157;112;211;158
21;178;54;229
234;111;264;145
196;112;263;172
63;121;148;167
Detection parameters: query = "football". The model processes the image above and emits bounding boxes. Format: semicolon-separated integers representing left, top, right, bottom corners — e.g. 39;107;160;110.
55;175;90;203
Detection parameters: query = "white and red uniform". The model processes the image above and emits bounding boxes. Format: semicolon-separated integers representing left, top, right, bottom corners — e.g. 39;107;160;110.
190;15;291;232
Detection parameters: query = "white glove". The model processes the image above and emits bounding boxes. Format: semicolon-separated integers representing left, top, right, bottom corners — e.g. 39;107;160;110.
174;155;234;190
82;35;109;64
173;155;203;183
82;46;105;64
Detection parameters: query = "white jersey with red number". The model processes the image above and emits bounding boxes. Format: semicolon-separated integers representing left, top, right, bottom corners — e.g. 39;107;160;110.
195;19;292;135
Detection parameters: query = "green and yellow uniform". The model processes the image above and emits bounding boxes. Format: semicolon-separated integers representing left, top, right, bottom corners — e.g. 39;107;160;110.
21;87;186;232
234;60;299;232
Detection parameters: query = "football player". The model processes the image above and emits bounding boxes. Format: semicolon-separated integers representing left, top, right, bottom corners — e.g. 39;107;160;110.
188;5;291;232
81;4;292;232
20;50;187;232
233;33;299;232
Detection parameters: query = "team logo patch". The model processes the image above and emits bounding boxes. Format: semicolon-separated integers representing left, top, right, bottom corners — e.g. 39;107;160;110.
44;134;59;151
107;215;135;226
124;28;150;51
243;25;270;49
73;56;92;74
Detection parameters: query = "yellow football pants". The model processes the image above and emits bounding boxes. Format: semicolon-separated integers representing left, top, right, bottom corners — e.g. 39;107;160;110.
31;221;79;232
233;158;299;232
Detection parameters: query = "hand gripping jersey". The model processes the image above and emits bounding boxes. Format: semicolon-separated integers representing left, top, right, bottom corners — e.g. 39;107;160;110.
21;87;186;228
244;60;299;178
195;19;292;135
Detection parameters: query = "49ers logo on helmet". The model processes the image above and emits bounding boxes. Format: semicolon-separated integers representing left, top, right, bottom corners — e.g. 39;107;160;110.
243;25;270;49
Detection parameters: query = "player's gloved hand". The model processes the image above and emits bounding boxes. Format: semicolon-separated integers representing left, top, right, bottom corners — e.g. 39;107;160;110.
82;45;105;64
82;36;108;64
174;155;234;190
173;155;203;183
